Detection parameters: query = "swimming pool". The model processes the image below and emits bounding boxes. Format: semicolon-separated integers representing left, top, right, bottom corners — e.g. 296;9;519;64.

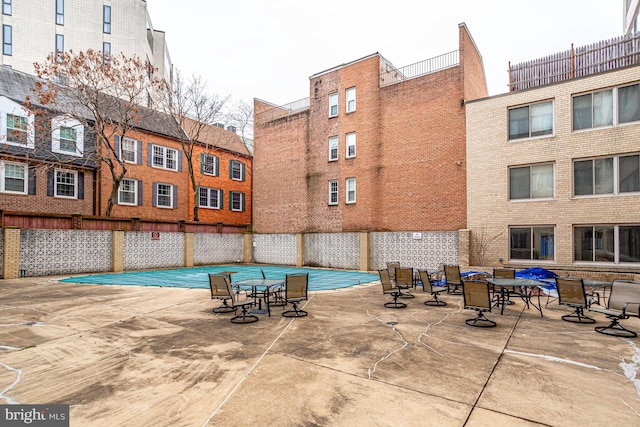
59;265;380;291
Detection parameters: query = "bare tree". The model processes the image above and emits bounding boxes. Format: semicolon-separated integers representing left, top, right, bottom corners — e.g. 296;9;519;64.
161;70;229;221
470;228;505;267
227;99;254;141
31;49;165;216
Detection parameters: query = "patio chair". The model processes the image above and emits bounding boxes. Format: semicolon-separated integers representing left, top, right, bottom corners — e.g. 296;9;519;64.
282;273;309;317
462;279;496;327
395;267;415;298
418;270;447;306
386;262;400;283
493;267;517;306
379;269;406;309
209;273;236;313
263;269;286;307
444;265;463;295
555;278;595;323
589;280;640;337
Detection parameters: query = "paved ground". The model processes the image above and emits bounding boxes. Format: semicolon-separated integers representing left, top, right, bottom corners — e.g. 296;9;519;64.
0;276;639;426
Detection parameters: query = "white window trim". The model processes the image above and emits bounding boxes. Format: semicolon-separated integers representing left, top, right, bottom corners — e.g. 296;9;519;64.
346;87;356;113
329;136;338;161
121;137;138;164
203;154;218;176
572;153;640;198
508;162;555;202
118;178;138;206
508;99;555;141
152;144;178;171
346;132;356;159
572;83;640;132
199;186;221;209
231;160;243;181
54;168;77;199
156;183;174;208
230;191;244;212
0;160;28;194
329;92;338;118
346;177;356;204
508;225;556;263
573;224;640;266
328;180;338;205
1;96;35;148
52;115;84;157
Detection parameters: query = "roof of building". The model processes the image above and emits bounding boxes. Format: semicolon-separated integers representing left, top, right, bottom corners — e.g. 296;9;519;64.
183;117;251;157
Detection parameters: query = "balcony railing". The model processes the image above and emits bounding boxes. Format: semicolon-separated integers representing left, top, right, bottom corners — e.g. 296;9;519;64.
379;50;460;87
509;32;640;91
255;97;310;124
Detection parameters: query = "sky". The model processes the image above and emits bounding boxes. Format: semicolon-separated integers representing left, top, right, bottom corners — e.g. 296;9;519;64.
148;0;624;107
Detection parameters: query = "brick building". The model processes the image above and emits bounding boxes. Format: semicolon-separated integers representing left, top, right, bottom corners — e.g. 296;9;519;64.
466;33;640;273
254;24;486;234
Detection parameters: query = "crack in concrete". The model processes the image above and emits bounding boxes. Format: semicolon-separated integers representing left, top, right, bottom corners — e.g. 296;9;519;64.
0;362;22;404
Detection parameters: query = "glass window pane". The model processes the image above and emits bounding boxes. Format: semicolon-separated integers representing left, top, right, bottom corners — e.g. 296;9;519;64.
530;164;553;198
510;228;531;259
574;160;593;195
618;84;640;123
593;89;613;127
509;167;530;199
533;226;554;261
594;226;615;262
4;164;25;192
574;226;593;261
619;226;640;263
509;106;529;139
594;157;614;194
530;102;553;136
573;94;592;130
619;154;640;193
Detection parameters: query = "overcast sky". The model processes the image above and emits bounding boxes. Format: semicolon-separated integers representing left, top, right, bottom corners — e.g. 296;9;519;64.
149;0;623;107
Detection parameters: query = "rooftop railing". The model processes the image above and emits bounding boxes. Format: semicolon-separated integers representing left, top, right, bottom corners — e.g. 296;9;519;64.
379;50;460;87
509;32;640;91
255;97;310;124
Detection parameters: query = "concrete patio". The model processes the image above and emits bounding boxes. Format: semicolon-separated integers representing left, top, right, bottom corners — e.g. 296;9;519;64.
0;276;639;426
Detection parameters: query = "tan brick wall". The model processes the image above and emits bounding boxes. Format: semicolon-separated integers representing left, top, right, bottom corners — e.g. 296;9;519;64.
2;228;21;279
111;230;124;272
466;66;640;271
184;232;194;267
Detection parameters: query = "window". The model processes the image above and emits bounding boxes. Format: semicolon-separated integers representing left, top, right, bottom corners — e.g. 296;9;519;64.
508;100;553;140
328;136;338;161
0;161;27;194
118;178;138;205
52;116;83;156
2;0;11;16
154;183;174;208
103;42;111;65
328;180;338;205
329;92;338;117
230;160;245;181
3;25;11;56
509;163;554;200
55;169;77;198
151;144;178;170
574;225;640;264
202;154;219;176
6;113;27;144
230;191;245;212
56;0;64;25
618;83;640;124
510;226;555;261
573;154;639;196
346;177;356;204
199;187;222;209
573;89;613;130
56;34;64;62
121;137;138;163
346;87;356;113
103;5;111;34
346;132;356;158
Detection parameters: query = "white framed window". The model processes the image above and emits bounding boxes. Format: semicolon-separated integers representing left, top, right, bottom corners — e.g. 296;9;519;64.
103;5;111;34
329;92;338;117
509;226;555;261
346;132;356;158
0;161;27;194
328;180;338;205
1;97;35;148
199;186;222;209
151;144;178;170
202;154;219;176
573;83;640;130
346;87;356;113
120;137;138;163
230;191;245;212
574;225;640;264
118;178;138;205
154;183;174;208
509;163;554;200
346;177;356;204
55;169;77;198
52;116;84;156
230;160;245;181
574;154;640;196
329;136;338;161
508;100;554;140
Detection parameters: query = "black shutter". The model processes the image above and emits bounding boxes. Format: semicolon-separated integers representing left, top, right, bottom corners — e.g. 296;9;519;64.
77;172;84;199
28;166;37;195
47;170;54;196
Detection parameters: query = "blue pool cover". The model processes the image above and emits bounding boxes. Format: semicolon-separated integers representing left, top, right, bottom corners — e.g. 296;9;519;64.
59;265;380;291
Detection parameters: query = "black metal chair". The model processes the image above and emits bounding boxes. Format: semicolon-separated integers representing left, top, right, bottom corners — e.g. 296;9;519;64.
379;269;406;309
589;280;640;337
395;266;415;298
210;274;257;324
444;265;463;295
419;270;447;306
386;261;400;283
209;273;235;313
462;279;496;328
493;267;517;307
556;277;595;323
282;273;309;317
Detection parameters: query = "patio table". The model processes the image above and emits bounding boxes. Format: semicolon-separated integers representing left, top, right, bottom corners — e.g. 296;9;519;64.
234;278;285;317
487;277;546;317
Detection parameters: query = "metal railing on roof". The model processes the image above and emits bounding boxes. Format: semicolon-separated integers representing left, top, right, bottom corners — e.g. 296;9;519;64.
509;32;640;91
255;97;310;124
379;50;460;87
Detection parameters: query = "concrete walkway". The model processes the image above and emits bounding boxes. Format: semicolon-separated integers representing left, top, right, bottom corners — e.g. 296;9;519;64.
0;277;639;426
